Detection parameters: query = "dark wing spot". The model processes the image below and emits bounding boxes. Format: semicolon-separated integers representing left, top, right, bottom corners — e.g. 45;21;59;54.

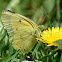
19;20;21;22
16;28;18;30
7;10;15;14
20;35;23;39
24;49;25;51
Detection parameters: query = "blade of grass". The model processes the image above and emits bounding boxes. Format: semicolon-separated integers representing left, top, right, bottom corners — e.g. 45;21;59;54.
3;50;21;62
56;0;61;27
41;7;52;28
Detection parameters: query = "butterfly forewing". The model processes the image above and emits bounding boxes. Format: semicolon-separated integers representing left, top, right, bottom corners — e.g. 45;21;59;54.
1;10;41;54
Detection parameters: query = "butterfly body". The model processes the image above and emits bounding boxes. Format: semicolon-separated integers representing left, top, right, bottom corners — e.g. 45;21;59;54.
1;10;41;54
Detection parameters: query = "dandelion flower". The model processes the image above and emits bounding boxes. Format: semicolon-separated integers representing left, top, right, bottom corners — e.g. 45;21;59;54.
36;27;62;46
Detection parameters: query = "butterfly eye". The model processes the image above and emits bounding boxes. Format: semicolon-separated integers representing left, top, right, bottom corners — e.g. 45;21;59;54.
19;20;21;22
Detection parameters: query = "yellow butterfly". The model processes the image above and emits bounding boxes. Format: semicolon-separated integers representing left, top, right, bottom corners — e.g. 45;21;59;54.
1;10;41;54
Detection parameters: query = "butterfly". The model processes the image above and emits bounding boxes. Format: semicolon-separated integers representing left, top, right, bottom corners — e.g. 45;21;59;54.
1;10;41;54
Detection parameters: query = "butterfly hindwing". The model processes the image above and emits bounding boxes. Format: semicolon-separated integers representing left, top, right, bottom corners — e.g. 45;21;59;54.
12;26;37;53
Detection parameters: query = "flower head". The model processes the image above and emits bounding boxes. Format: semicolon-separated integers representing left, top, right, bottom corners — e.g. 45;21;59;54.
37;27;62;46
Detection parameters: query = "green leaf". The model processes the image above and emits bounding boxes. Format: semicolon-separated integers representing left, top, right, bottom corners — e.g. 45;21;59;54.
53;40;62;49
43;0;55;12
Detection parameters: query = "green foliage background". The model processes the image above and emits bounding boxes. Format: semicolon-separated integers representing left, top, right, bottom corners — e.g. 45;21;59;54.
0;0;62;62
0;0;62;26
